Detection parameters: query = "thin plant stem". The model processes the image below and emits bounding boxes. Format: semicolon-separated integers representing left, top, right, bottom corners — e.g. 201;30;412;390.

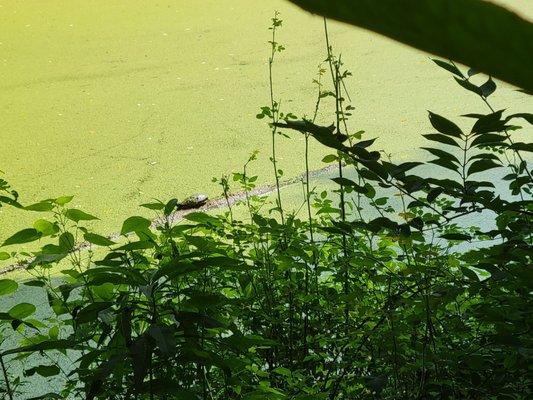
1;354;14;400
323;17;350;328
268;11;285;225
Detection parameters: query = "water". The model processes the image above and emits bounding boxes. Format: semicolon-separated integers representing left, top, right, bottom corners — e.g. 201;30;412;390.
1;0;531;240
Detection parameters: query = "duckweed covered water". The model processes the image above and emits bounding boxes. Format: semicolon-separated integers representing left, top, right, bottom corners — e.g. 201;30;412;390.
1;0;531;239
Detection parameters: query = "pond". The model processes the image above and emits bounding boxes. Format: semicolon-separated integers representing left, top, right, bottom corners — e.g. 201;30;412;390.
1;0;531;239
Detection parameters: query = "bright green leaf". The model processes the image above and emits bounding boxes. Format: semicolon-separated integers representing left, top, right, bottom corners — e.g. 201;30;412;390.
0;279;18;296
64;209;98;223
9;303;36;319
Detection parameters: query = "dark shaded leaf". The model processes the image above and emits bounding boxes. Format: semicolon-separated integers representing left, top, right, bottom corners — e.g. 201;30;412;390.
431;59;464;78
471;110;506;134
76;302;113;324
421;147;460;163
467;159;501;175
115;240;154;251
441;233;472;241
58;232;75;252
427;188;444;202
1;339;77;356
454;77;483;96
26;393;63;400
149;325;177;355
480;77;497;97
428;112;463;138
471;134;506;147
423;133;460;147
2;228;42;247
287;0;533;92
25;364;60;378
506;112;533;125
84;233;116;247
130;335;151;389
428;158;460;173
274;120;348;152
510;142;533;152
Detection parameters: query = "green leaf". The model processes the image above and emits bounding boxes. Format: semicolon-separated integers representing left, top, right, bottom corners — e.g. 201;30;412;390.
9;303;36;319
422;133;460;147
23;280;46;288
506;112;533;125
33;219;58;236
427;188;444;202
64;209;98;223
25;364;61;378
54;195;74;206
471;110;506;135
2;228;42;246
428;112;462;138
274;121;348;152
26;392;63;400
1;339;76;356
441;233;471;241
58;232;75;251
510;142;533;152
431;59;464;78
24;201;54;212
140;201;165;210
149;325;177;355
470;133;506;147
421;147;460;164
273;367;292;377
322;154;338;163
0;279;18;296
467;159;501;175
121;216;152;235
465;354;485;370
164;198;179;216
84;233;116;246
116;241;155;251
480;77;496;97
468;153;500;163
76;302;113;324
287;0;533;91
467;266;491;281
454;77;483;96
184;212;223;226
0;251;10;260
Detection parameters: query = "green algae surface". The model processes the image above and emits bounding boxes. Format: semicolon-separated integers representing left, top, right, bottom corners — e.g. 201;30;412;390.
1;0;532;240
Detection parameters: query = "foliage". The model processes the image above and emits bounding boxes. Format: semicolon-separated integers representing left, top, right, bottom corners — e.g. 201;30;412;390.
287;0;533;93
0;13;531;400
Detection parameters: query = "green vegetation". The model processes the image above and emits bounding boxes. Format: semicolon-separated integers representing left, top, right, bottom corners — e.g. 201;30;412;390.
1;2;532;400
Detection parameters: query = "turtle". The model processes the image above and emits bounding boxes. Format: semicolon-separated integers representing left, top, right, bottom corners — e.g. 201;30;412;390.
177;193;208;210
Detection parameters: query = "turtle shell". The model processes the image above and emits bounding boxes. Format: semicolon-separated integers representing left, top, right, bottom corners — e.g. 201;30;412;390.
178;194;208;209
